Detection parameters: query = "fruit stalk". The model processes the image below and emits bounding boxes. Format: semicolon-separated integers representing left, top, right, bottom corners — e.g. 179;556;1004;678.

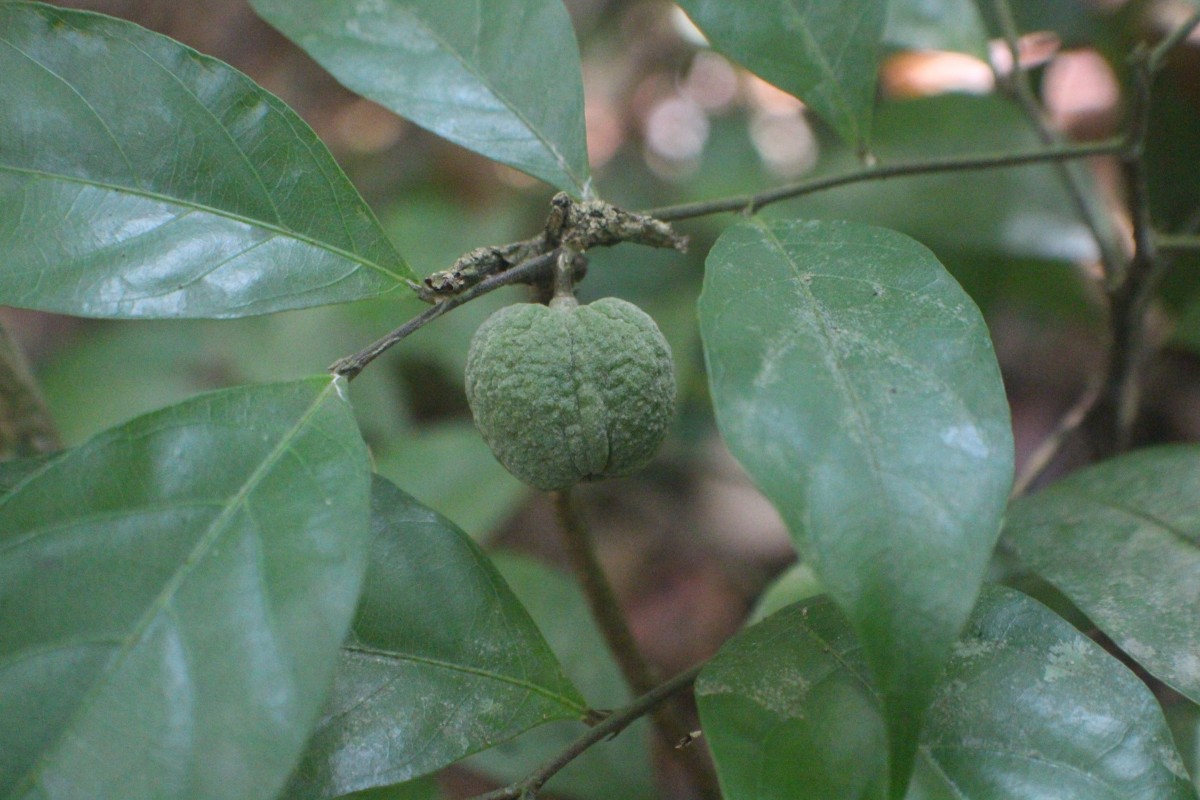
552;488;720;800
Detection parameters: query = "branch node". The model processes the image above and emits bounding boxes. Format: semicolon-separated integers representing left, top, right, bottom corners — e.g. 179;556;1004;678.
420;193;685;302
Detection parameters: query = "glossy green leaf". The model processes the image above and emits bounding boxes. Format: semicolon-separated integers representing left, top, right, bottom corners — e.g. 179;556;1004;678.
286;477;585;799
0;3;411;319
0;376;373;800
884;0;989;58
697;586;1197;800
675;0;885;148
698;218;1014;793
467;554;655;800
1005;445;1200;705
699;595;888;800
249;0;591;197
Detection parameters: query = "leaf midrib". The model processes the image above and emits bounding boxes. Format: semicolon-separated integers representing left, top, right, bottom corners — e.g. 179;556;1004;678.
398;3;587;193
923;742;1128;796
0;26;139;185
1;11;282;226
1060;486;1200;551
779;0;857;129
756;221;891;512
341;643;587;716
276;1;588;195
10;381;339;796
0;164;407;285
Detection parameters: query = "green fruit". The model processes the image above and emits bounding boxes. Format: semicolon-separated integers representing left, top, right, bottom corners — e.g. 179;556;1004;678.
465;297;676;491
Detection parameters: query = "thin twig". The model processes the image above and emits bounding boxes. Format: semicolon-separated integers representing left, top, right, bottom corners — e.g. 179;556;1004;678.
1122;51;1158;270
990;0;1126;283
1151;202;1200;258
1080;12;1200;454
1084;49;1161;454
332;139;1129;380
466;663;704;800
329;252;557;379
1155;232;1200;252
551;489;719;800
553;489;659;697
1010;382;1101;498
1147;9;1200;71
641;138;1126;222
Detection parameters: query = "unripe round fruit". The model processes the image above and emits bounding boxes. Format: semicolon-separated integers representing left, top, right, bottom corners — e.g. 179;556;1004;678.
465;297;676;491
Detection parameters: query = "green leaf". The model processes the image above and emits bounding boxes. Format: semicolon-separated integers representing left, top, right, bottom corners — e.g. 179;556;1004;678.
467;554;656;800
0;376;373;800
0;3;411;319
249;0;591;198
918;588;1194;799
675;0;885;148
747;561;824;624
1005;445;1200;705
1167;701;1200;790
697;218;1014;793
286;477;585;799
699;596;888;800
884;0;989;58
697;586;1198;800
0;453;58;496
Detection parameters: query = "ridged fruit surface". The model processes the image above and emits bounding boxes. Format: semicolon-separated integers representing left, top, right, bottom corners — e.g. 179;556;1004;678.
465;297;676;491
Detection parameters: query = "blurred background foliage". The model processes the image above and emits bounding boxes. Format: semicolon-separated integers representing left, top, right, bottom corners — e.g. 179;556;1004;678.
6;0;1200;795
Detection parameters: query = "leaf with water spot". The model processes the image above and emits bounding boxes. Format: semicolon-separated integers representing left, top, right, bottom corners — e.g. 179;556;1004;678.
697;586;1198;799
698;218;1014;793
1006;445;1200;706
